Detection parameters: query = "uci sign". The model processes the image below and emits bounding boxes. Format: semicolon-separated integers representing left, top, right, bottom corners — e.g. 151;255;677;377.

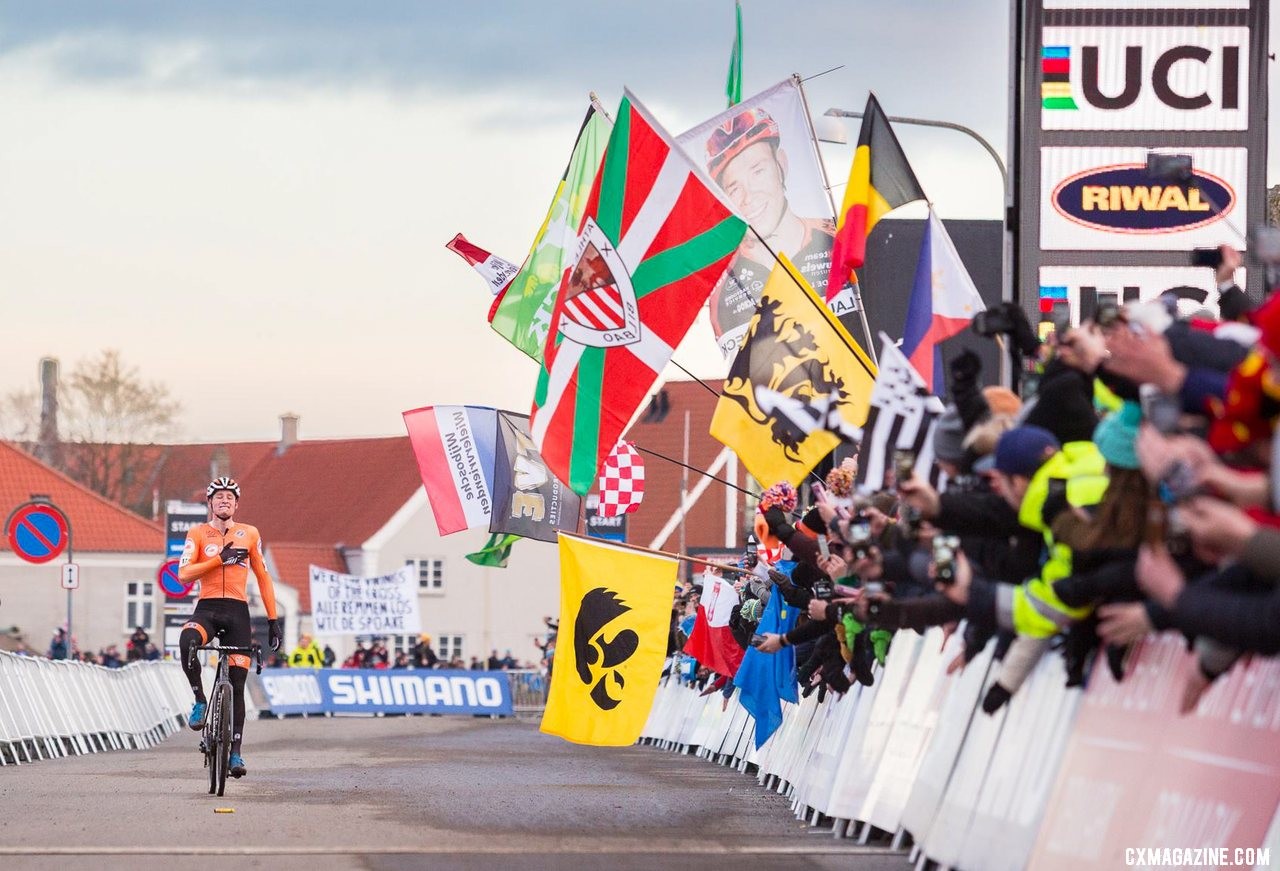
1051;163;1235;235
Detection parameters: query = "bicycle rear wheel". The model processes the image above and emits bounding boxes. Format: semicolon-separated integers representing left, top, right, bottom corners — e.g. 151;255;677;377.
215;682;232;797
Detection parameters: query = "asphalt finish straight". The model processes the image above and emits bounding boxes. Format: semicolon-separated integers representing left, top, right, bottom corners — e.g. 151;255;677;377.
0;715;908;871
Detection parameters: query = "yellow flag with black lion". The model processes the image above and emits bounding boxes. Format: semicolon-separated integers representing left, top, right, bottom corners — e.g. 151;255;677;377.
711;254;877;487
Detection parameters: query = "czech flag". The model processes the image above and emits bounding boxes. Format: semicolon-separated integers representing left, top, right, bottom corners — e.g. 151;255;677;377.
900;209;986;394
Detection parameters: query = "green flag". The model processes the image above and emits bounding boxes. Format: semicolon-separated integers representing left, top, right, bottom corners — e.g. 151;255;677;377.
466;533;522;568
726;1;742;107
489;105;612;361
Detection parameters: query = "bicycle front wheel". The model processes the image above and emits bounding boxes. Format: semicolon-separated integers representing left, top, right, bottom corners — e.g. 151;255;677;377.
214;682;232;797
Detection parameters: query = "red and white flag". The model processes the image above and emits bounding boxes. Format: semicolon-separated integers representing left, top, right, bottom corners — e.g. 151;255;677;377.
596;441;645;516
683;570;744;678
446;233;520;296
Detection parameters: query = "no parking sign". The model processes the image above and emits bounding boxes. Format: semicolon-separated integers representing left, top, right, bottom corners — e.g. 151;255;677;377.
6;501;70;564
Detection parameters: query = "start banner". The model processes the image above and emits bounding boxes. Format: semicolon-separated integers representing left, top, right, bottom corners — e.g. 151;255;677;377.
254;668;514;716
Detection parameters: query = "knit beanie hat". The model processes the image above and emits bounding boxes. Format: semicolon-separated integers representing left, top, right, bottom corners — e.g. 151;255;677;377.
1092;401;1142;470
932;406;967;465
993;425;1061;478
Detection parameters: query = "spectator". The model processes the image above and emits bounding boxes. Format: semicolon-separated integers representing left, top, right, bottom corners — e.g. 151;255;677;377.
499;649;516;669
48;628;68;660
411;634;439;669
288;633;324;668
469;656;484;671
392;651;411;669
486;649;502;670
322;644;336;668
127;626;150;661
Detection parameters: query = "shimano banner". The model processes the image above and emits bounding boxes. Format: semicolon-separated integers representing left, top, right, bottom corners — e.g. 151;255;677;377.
254;668;514;716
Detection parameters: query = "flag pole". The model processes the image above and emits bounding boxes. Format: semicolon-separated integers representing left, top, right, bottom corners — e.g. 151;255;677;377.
631;445;754;496
560;530;755;575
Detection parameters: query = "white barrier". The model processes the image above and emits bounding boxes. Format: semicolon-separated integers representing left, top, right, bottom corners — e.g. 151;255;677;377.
0;652;190;765
639;630;1280;870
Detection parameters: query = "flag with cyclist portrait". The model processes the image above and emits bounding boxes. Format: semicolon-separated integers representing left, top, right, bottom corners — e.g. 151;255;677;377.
677;76;844;359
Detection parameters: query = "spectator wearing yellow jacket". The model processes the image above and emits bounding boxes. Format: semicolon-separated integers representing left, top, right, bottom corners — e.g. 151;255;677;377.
288;634;324;668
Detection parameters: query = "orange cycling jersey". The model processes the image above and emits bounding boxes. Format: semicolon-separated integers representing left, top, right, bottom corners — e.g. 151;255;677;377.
178;521;278;620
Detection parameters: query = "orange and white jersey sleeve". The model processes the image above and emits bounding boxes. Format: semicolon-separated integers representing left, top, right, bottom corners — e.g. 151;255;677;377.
247;529;278;620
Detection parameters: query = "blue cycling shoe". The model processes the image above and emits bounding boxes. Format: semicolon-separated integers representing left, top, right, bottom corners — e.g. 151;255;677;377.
229;754;247;778
188;701;207;731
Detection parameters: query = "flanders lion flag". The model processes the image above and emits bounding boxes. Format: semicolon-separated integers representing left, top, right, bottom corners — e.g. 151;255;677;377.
711;255;877;487
540;534;676;746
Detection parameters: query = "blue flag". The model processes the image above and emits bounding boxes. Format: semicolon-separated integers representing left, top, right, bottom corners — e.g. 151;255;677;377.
732;572;799;748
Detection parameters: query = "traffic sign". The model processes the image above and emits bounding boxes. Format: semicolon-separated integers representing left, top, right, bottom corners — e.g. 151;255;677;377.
158;558;190;598
61;563;80;590
5;502;70;564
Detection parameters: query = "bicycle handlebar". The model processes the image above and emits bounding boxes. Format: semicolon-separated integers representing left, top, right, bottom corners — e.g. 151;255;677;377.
193;643;264;675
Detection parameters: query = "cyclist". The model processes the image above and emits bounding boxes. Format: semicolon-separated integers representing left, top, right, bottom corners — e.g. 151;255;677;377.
178;476;282;779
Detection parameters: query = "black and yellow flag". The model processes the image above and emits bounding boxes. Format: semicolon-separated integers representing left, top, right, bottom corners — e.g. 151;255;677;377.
540;534;676;746
710;254;877;487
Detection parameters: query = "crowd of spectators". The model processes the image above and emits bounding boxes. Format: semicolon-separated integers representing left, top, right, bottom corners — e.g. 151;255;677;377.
5;625;164;666
264;634;541;671
674;249;1278;716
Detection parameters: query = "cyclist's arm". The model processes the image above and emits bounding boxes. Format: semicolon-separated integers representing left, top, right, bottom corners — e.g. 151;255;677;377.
249;538;279;620
178;532;221;583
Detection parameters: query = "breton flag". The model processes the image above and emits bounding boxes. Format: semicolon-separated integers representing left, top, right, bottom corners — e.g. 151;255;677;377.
826;93;926;300
445;234;521;296
531;90;747;495
682;569;744;678
854;334;946;493
901;209;987;393
541;534;676;746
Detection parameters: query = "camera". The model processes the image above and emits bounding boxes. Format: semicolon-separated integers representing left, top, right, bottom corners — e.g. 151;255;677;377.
812;577;834;602
844;517;874;561
1190;247;1224;270
894;450;916;486
973;307;1016;338
1140;386;1182;436
931;535;961;585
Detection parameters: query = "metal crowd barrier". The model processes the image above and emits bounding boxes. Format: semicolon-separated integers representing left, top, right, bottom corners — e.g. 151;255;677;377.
0;652;190;765
504;669;548;714
638;629;1280;871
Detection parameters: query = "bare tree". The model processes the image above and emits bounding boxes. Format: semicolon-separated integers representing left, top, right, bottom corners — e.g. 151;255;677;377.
2;350;181;513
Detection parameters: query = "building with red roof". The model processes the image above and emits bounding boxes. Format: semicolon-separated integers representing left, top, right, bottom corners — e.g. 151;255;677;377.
0;441;165;656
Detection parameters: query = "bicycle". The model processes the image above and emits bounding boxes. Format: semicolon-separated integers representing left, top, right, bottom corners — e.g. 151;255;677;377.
189;642;262;797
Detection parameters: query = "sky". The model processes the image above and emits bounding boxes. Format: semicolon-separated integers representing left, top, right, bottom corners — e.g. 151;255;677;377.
1;1;1276;443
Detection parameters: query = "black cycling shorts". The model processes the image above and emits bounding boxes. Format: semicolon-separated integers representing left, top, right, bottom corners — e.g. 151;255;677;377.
183;598;252;669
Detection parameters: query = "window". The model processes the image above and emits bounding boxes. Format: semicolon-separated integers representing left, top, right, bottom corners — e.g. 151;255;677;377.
436;634;464;663
405;557;445;592
388;634;418;657
124;581;154;633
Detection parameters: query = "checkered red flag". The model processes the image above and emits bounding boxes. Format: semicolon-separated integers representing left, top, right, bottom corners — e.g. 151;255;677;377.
596;441;645;517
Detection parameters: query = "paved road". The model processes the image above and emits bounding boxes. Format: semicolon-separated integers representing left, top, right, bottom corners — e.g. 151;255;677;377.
0;715;906;870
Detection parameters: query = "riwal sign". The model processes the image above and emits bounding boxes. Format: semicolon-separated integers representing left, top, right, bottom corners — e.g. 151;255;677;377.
256;668;514;716
1040;146;1246;250
1041;26;1248;130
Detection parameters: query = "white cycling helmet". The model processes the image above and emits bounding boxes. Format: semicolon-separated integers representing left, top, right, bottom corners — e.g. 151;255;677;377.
206;476;241;500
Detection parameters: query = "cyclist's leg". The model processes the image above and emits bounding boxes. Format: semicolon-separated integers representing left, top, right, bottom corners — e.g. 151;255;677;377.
179;612;216;703
222;601;254;759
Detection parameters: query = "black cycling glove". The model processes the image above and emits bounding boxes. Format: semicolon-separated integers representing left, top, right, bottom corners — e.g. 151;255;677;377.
219;543;249;565
268;619;282;652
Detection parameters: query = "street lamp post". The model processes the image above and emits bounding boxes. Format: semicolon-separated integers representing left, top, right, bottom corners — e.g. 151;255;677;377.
818;108;1013;385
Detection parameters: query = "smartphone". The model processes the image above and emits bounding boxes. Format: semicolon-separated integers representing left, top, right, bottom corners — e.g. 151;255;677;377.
817;534;830;559
749;633;767;648
1140;386;1182;435
893;450;916;485
1096;301;1122;328
1050;302;1072;336
1190;247;1224;270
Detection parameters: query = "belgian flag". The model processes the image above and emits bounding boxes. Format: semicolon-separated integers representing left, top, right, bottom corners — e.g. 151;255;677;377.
827;94;926;298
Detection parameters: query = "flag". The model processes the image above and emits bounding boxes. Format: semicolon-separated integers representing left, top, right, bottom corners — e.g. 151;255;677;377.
683;570;744;678
725;0;743;107
488;411;582;543
710;255;876;487
854;333;947;493
827;93;926;300
445;234;520;296
901;209;987;393
402;405;499;536
733;566;799;748
596;441;645;516
490;105;612;361
541;534;676;746
532;91;747;495
466;532;521;568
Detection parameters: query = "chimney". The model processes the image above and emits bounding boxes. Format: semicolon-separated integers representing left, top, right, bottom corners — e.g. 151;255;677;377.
278;413;299;455
210;446;230;481
35;358;60;465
